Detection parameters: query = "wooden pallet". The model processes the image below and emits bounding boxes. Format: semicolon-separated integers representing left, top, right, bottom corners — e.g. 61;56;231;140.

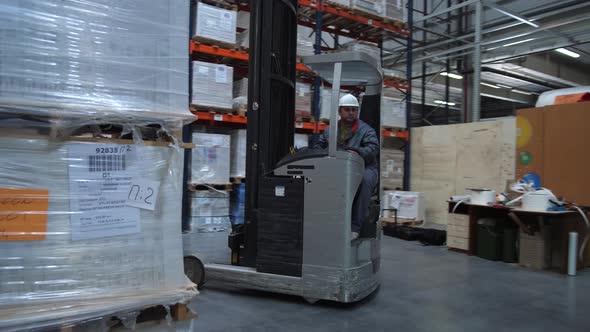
382;17;408;30
190;104;235;115
189;183;233;191
198;0;237;11
192;35;237;51
382;125;406;132
295;115;316;123
230;177;246;184
58;302;195;331
381;217;423;227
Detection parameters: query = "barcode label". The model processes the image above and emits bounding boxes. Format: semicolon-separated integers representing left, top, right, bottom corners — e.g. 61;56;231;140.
88;155;126;172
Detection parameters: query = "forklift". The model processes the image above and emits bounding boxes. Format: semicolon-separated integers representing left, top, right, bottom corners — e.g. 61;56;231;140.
184;0;382;303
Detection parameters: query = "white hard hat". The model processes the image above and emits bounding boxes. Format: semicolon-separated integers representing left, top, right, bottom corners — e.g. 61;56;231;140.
339;94;359;108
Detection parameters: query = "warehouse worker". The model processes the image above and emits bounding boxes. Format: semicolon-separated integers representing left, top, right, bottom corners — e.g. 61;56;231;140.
313;94;379;240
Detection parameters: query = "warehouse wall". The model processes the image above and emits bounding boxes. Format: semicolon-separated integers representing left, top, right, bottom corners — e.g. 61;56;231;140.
410;118;516;225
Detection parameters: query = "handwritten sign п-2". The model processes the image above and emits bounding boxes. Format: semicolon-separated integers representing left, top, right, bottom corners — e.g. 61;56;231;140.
0;188;49;241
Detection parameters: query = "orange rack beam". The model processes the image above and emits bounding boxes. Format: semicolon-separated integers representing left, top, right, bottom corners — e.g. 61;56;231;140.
298;0;410;36
381;129;409;141
190;42;311;72
193;111;328;133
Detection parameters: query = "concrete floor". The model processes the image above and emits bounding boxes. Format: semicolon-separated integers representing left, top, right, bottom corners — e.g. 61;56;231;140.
189;236;590;332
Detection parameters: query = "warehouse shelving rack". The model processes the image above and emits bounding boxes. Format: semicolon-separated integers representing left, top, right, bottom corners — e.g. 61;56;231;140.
183;0;414;229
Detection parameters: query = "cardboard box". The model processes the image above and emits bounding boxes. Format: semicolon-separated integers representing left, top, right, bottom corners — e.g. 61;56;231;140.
191;61;234;109
380;148;404;190
194;2;237;45
191;133;231;184
519;229;552;270
382;191;425;221
516;103;590;205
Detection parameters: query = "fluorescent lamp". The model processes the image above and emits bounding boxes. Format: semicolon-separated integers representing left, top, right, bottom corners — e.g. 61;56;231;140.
440;72;463;80
496;84;512;89
503;38;535;47
555;48;580;58
481;82;501;89
434;100;457;106
512;89;533;95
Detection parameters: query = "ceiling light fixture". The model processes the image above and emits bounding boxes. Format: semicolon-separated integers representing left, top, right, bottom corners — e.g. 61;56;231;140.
555;48;580;58
481;82;501;89
440;72;463;79
512;89;533;95
434;100;457;106
503;38;535;47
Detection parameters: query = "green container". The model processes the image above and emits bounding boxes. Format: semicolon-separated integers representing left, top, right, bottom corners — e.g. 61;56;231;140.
502;227;518;263
476;219;502;261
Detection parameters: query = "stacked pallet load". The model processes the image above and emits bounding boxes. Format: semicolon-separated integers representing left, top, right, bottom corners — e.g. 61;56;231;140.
191;61;234;111
381;148;405;190
0;1;197;330
193;1;237;47
185;189;232;265
381;96;406;128
350;0;406;22
191;133;231;185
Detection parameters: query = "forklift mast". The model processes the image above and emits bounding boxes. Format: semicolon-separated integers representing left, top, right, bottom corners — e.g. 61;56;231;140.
240;0;298;267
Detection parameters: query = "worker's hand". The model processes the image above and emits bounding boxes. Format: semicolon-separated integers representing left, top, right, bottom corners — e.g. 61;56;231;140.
346;149;358;155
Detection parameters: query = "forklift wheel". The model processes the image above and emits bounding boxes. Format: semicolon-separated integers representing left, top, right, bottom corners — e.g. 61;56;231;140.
184;256;205;288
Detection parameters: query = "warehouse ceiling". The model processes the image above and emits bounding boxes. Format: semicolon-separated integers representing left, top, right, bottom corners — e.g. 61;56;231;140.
382;0;590;124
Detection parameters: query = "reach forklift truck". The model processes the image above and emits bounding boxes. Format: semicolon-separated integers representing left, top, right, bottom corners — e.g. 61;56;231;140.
184;0;383;303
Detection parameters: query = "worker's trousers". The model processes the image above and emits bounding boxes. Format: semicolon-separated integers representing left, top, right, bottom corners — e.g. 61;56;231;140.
351;165;379;233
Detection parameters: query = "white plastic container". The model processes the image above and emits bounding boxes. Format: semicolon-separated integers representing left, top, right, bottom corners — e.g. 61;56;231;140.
470;189;496;205
522;192;553;211
383;191;425;221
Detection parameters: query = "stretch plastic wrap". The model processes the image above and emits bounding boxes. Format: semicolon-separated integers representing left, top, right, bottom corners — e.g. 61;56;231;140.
297;26;315;57
0;0;192;123
294;134;310;149
191;133;231;185
384;0;406;22
0;135;196;331
381;148;404;190
185;190;231;265
382;191;425;221
194;2;237;45
381;97;406;128
296;83;312;115
230;129;247;178
342;41;381;63
191;62;234;110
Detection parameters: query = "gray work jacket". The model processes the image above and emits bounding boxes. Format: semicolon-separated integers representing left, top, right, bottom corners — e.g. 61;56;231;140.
313;119;379;168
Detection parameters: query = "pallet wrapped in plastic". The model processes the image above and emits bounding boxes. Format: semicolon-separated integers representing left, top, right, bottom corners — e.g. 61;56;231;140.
342;40;381;63
230;129;247;178
185;190;231;265
327;0;351;6
191;133;231;185
296;83;312;114
191;62;234;110
351;0;384;17
0;0;192;123
0;130;197;331
381;97;406;128
194;2;237;45
294;134;310;149
297;26;316;57
384;0;406;22
381;148;405;190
